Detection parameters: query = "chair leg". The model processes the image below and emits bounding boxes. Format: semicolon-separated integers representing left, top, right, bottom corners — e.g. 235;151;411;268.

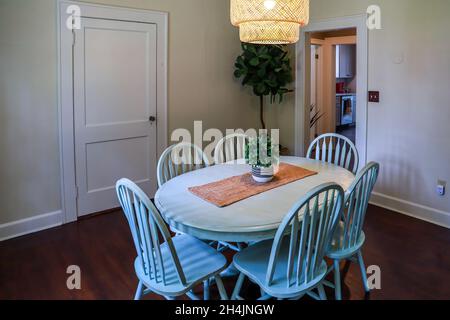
258;293;272;300
260;288;266;298
333;259;342;300
203;278;210;300
214;275;229;300
134;281;144;301
318;284;327;300
186;291;201;300
231;273;246;300
357;250;370;292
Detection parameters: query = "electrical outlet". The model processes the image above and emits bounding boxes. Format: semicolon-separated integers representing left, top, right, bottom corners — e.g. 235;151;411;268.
437;180;446;196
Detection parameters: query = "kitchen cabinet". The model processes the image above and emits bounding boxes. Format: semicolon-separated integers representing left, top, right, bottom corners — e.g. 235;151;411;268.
336;44;356;79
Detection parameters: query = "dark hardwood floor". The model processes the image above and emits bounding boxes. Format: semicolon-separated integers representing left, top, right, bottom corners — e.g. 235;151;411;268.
1;205;449;300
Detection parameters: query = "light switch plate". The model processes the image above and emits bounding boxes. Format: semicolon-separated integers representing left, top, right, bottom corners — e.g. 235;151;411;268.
368;91;380;103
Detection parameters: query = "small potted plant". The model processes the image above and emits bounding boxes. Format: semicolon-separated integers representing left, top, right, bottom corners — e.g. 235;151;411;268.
245;135;280;183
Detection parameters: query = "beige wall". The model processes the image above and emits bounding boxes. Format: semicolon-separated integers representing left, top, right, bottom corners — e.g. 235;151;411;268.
1;0;449;227
305;0;450;217
265;45;296;153
0;0;62;224
0;0;263;224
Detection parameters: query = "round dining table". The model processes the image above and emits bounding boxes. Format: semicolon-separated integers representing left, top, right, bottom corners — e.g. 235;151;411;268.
154;156;355;243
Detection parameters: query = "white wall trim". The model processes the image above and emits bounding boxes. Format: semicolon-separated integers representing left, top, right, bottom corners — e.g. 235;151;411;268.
57;0;168;223
0;211;63;242
324;35;357;45
371;192;450;229
295;14;368;173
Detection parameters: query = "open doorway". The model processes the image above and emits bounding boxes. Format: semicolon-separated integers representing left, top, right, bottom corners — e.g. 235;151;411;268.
309;28;357;144
295;15;368;170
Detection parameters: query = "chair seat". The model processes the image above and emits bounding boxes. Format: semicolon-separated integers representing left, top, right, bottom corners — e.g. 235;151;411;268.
233;239;328;299
135;234;227;296
327;222;366;259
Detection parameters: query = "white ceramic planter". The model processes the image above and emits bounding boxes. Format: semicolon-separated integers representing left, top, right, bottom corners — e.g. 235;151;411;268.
252;165;277;183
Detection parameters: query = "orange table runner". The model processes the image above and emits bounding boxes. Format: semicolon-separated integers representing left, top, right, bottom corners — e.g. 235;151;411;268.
189;163;318;207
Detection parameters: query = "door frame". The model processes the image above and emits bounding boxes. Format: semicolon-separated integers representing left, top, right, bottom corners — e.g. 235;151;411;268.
295;14;368;171
309;41;324;141
57;0;168;223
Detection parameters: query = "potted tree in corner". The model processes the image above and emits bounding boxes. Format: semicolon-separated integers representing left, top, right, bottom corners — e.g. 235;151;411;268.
234;43;293;130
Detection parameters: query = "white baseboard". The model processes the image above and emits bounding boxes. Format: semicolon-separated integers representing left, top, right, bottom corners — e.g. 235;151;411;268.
370;192;450;229
0;210;63;242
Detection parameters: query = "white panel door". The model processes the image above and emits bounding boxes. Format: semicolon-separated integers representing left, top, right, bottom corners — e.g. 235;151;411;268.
74;18;157;216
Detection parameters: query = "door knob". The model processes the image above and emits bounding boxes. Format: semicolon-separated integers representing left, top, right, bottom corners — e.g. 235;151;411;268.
149;116;157;122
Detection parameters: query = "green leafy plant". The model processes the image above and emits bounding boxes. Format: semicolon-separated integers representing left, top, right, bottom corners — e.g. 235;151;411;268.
234;43;294;129
245;135;280;168
310;104;325;129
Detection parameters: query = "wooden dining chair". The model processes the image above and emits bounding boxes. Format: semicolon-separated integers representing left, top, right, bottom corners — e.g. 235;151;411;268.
326;162;380;300
157;142;210;188
214;133;248;165
307;133;359;174
116;178;229;300
231;183;344;300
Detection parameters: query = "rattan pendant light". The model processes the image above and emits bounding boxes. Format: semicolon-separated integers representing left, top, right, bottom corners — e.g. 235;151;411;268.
231;0;310;44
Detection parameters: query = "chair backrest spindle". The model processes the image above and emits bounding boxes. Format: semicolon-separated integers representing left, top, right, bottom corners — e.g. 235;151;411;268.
307;133;359;174
214;133;249;165
116;179;187;286
157;143;210;187
341;162;380;250
265;183;344;288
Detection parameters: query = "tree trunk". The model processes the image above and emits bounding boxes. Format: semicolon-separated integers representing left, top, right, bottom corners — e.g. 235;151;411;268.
259;95;266;130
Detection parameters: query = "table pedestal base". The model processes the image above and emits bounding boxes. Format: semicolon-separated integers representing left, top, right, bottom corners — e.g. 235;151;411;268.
220;264;240;277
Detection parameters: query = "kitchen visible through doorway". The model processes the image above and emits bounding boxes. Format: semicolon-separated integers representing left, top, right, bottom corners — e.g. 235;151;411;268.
308;28;357;145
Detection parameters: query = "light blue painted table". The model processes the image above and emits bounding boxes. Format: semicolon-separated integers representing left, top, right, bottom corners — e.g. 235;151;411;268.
154;157;355;243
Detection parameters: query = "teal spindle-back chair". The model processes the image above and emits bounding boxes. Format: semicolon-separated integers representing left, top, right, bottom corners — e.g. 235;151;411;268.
307;133;359;174
231;183;344;300
157;143;210;188
156;143;210;236
116;179;228;300
214;133;249;165
326;162;380;300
